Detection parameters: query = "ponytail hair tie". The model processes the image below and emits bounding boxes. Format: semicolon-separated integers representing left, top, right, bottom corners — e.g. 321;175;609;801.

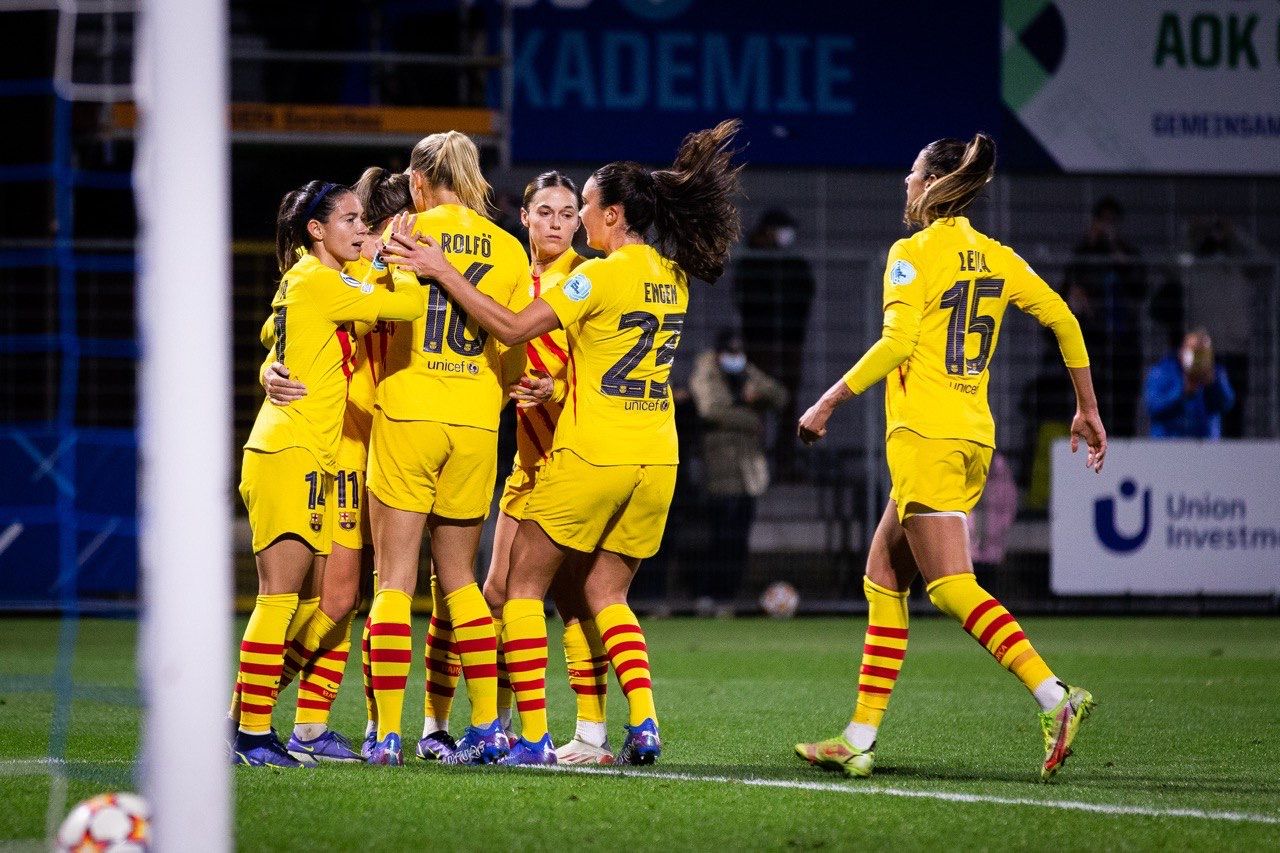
303;182;339;221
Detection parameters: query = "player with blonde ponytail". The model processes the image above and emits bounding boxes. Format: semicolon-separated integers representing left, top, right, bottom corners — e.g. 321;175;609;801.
795;132;1106;781
362;131;531;766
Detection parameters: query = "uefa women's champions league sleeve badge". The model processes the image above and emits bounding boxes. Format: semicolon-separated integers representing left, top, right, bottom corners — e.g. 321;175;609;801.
889;259;916;286
563;273;592;302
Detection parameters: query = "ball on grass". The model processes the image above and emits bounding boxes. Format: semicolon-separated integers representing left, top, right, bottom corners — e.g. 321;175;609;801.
760;581;799;619
57;792;150;852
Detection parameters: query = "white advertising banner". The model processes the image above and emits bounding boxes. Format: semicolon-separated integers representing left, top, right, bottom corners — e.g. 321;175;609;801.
1051;439;1280;594
1004;1;1280;174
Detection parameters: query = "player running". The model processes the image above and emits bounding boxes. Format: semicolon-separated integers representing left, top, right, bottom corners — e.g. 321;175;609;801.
232;180;423;767
364;131;531;766
794;133;1105;782
384;120;744;766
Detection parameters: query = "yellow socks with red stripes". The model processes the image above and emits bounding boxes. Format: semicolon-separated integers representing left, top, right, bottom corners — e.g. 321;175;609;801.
361;614;375;736
595;603;656;727
294;610;353;732
230;594;316;722
927;573;1061;709
844;577;909;750
234;593;299;735
493;615;512;731
445;583;499;727
368;588;412;741
501;598;549;741
565;619;609;747
422;577;461;735
280;607;336;692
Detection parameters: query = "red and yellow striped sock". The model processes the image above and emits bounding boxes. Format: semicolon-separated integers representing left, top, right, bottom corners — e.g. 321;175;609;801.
564;620;607;724
596;604;656;727
501;598;548;741
446;583;499;727
361;614;375;728
230;594;317;722
494;615;512;726
295;611;353;727
368;588;413;741
234;593;298;735
280;607;336;693
926;573;1053;692
852;577;909;730
422;575;460;730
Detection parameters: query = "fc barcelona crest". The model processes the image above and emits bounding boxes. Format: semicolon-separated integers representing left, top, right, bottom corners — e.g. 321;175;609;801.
339;511;357;531
310;512;323;532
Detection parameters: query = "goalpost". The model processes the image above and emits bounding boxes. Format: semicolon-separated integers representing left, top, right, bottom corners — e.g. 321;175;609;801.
135;0;231;847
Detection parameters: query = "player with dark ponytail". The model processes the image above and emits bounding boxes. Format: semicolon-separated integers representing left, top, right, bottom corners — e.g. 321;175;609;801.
794;132;1106;781
231;180;425;767
384;119;744;766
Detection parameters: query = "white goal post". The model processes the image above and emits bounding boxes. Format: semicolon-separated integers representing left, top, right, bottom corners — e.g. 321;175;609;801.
135;0;231;848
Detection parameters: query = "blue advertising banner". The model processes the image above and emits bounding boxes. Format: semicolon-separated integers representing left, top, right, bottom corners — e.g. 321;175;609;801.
502;0;1001;168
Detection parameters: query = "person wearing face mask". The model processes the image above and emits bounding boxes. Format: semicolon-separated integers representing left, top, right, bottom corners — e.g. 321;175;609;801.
1144;327;1235;439
731;209;814;481
688;329;787;616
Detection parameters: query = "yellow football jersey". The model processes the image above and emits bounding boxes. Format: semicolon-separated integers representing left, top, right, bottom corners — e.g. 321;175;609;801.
376;204;531;429
245;253;423;472
880;216;1088;447
507;249;583;467
539;243;686;466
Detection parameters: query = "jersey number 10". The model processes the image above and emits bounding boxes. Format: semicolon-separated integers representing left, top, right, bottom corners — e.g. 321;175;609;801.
422;262;495;357
940;278;1004;376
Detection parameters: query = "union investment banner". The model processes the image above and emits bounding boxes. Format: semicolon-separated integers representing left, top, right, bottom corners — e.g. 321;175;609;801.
1005;0;1280;174
1051;439;1280;595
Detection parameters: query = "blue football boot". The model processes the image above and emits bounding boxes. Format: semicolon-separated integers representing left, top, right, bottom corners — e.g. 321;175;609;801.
499;733;558;766
415;729;458;761
441;719;509;766
233;731;306;768
615;719;661;766
286;729;364;764
367;732;403;766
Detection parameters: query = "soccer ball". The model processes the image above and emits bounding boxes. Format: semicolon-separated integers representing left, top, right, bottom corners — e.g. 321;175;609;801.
56;792;150;852
760;581;799;619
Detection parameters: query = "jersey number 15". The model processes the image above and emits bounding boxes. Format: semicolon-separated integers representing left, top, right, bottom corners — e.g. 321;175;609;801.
940;278;1004;376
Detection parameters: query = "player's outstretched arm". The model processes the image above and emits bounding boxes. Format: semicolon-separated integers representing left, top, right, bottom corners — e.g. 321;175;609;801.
1067;365;1107;473
798;378;854;446
381;225;557;346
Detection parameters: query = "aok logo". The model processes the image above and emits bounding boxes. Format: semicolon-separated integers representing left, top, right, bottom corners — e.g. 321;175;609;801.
1094;479;1152;553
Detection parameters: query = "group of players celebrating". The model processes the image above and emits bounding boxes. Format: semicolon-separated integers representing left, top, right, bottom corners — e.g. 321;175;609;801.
231;119;1108;781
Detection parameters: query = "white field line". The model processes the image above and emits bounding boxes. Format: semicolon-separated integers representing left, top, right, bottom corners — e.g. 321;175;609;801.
546;765;1280;826
3;757;1276;827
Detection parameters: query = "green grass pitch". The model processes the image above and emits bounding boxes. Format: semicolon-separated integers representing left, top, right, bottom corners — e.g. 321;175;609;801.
2;615;1279;849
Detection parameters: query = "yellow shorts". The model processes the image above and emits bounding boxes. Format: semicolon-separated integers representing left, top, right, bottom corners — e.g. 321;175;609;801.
366;410;497;520
498;461;538;521
524;449;677;559
239;446;334;555
331;466;367;550
887;428;992;524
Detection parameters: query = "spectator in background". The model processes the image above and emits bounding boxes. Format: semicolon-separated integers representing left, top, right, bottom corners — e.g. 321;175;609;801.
967;452;1018;573
1144;327;1235;439
1064;196;1146;436
688;330;787;617
1181;215;1263;437
732;208;814;481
